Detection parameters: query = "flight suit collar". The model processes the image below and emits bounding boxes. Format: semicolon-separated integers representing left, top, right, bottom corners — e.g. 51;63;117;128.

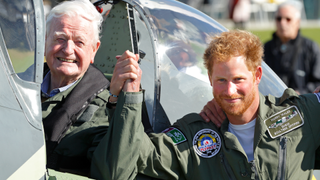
43;78;81;102
253;92;269;150
220;118;246;155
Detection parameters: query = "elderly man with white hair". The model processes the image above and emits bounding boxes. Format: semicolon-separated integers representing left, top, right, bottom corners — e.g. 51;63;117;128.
41;0;140;177
264;1;320;94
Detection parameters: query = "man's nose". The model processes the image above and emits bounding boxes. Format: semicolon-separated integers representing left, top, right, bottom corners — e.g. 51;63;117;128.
225;82;237;96
279;19;286;25
62;40;75;55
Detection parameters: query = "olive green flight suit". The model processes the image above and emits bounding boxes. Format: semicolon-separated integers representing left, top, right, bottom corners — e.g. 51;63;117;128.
92;89;320;180
42;77;111;176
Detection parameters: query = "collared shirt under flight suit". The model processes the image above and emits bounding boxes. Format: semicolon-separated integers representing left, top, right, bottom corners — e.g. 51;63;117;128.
92;88;320;180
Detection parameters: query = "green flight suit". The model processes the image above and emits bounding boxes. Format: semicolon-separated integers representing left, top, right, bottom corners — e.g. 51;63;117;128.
92;88;320;180
91;91;143;179
42;80;111;175
42;64;112;176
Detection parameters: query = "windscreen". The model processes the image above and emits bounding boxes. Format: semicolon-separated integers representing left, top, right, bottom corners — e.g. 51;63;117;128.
0;0;35;81
137;0;228;122
136;0;286;124
140;0;226;83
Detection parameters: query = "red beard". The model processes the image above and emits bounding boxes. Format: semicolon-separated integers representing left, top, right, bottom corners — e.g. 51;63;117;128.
214;87;256;116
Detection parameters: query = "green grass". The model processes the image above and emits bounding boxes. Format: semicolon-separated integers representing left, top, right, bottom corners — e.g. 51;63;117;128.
250;28;320;46
8;49;34;73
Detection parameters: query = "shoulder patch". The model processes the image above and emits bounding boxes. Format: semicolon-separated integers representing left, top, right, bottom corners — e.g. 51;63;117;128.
162;127;187;145
264;106;304;139
193;129;221;158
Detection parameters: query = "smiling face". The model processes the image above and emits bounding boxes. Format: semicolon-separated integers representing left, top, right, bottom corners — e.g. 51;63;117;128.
45;15;100;85
209;56;261;119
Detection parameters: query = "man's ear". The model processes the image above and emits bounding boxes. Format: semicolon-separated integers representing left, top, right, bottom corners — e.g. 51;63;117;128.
255;66;262;85
91;40;101;64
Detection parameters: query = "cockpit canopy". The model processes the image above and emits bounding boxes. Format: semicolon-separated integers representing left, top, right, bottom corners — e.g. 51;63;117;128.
95;0;287;132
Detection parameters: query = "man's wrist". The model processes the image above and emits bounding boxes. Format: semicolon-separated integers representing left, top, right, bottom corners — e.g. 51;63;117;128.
109;96;118;103
107;96;117;109
109;91;118;98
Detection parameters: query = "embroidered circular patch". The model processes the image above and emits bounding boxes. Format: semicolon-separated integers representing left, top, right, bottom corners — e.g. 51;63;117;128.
193;129;221;158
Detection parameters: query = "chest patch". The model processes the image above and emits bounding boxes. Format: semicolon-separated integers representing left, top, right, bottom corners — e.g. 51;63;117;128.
193;129;221;158
162;127;187;145
264;106;304;139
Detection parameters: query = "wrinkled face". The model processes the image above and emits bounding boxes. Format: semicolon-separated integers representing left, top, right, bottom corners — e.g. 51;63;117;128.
45;15;100;81
275;6;300;41
209;56;260;116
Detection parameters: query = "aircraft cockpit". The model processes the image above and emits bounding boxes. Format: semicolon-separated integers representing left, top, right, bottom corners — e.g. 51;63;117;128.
94;0;287;132
0;0;45;179
0;0;289;179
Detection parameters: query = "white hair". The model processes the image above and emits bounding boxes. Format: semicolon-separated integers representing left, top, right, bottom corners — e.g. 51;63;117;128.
46;0;103;46
276;1;302;19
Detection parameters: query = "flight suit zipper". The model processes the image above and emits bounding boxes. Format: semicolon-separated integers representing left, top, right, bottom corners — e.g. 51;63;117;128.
277;136;287;180
249;160;260;180
220;154;237;180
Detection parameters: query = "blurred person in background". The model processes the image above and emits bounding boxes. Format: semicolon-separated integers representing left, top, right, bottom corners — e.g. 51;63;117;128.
229;0;251;29
264;1;320;94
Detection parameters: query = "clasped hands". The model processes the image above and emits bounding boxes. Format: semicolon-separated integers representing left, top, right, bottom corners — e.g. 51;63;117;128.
109;50;141;102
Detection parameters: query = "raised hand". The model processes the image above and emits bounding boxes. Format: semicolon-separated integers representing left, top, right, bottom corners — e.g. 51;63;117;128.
109;50;141;102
